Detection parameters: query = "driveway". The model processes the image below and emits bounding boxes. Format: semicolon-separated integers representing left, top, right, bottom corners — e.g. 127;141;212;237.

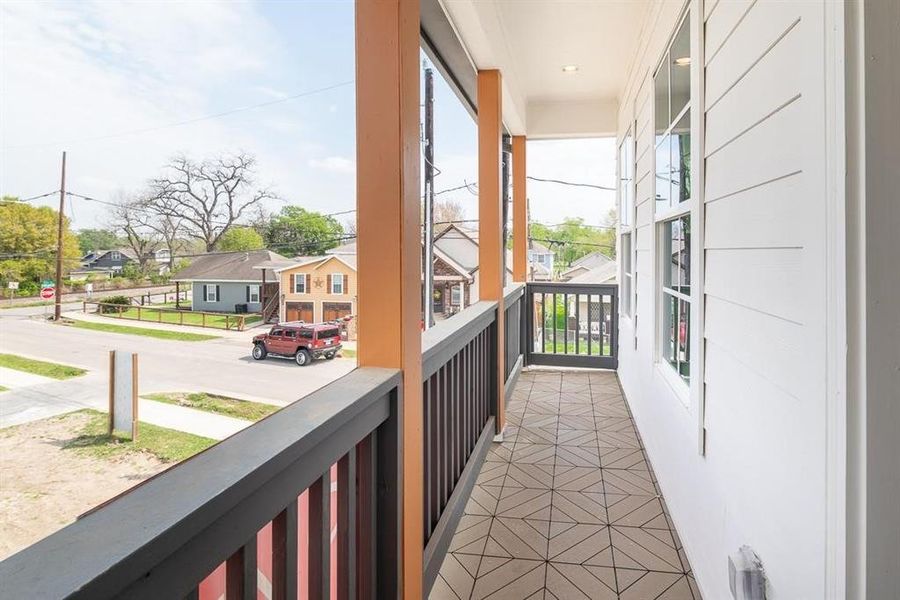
0;312;356;427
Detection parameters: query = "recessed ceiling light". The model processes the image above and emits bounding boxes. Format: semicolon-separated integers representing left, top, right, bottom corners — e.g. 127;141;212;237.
674;57;691;66
561;65;579;73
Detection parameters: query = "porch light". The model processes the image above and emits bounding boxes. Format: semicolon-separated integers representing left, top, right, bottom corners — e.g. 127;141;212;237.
674;56;691;66
561;64;579;73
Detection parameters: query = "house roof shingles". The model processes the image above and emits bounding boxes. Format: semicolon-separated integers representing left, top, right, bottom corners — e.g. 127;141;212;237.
172;249;286;282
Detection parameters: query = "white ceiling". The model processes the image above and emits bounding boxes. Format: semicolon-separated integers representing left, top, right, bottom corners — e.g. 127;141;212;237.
439;0;649;137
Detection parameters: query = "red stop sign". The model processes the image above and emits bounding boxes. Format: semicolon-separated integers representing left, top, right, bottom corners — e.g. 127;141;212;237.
40;287;55;299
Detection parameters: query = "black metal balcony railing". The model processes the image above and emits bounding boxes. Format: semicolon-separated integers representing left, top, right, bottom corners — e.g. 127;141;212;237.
526;282;619;370
0;282;619;600
0;368;403;599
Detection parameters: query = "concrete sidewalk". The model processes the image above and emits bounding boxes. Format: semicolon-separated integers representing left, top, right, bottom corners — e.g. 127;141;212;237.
0;371;252;440
0;367;56;389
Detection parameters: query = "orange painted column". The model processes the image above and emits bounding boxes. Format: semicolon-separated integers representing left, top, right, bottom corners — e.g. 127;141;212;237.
512;136;528;282
477;70;506;434
355;0;423;597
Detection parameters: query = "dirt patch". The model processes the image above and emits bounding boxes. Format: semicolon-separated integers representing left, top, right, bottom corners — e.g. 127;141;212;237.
0;411;168;560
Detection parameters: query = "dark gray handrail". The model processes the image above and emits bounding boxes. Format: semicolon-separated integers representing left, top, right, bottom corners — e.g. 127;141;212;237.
0;367;401;600
503;282;525;305
527;282;619;295
421;300;497;379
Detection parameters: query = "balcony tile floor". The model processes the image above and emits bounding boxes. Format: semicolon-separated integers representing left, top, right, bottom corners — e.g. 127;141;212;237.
430;370;702;600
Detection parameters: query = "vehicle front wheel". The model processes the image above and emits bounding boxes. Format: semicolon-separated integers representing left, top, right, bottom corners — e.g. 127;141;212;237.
252;344;267;360
324;351;336;360
295;349;311;366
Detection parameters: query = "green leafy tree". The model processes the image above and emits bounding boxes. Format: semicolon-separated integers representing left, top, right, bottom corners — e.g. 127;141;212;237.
217;226;265;252
0;198;80;292
77;228;120;255
265;206;344;256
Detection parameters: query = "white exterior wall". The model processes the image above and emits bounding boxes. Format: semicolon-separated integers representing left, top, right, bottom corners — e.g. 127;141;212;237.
616;1;838;597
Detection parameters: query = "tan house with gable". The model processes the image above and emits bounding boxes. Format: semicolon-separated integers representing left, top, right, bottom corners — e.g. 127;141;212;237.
262;254;358;340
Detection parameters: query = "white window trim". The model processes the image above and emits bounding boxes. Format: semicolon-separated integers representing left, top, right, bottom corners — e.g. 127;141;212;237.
204;284;217;303
294;273;307;294
248;284;260;303
652;5;695;402
618;123;637;321
330;272;344;294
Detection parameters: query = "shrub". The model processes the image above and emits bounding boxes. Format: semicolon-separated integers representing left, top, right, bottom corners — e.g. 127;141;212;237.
98;295;131;314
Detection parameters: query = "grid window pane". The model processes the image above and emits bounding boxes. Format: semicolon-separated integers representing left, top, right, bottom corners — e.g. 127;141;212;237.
670;18;691;118
671;110;691;204
679;215;691;295
678;298;691;382
663;293;677;369
655;134;671;210
654;52;670;134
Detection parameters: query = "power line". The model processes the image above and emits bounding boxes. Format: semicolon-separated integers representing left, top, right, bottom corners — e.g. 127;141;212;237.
3;80;355;151
1;190;60;202
526;176;615;191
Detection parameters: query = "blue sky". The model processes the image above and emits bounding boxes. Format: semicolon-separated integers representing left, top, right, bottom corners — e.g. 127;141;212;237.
0;0;614;230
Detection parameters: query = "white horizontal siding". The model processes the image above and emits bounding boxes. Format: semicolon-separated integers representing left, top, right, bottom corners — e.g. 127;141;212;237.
705;172;804;249
615;0;831;598
704;247;805;324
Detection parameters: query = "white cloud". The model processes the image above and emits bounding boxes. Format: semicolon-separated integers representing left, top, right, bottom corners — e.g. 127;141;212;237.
308;156;355;175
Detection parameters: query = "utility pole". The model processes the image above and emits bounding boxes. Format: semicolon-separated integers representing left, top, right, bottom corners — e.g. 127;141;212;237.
526;195;535;281
423;66;435;329
54;151;66;320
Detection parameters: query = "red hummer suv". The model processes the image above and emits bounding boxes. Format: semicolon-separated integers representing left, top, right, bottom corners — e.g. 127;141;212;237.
251;322;343;366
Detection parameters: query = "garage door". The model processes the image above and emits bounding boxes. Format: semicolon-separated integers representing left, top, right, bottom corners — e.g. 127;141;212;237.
322;302;352;321
285;302;313;323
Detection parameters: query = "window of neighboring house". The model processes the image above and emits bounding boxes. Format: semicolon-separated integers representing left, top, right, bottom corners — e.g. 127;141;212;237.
110;251;121;260
204;284;218;303
294;273;307;294
654;8;693;388
451;285;461;306
248;285;260;303
331;273;344;294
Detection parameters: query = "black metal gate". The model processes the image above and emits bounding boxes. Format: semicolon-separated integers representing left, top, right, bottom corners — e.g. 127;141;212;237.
525;283;618;370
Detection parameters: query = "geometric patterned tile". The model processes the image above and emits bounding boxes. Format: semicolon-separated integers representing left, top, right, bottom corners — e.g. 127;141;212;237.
429;371;704;600
556;428;600;448
471;557;546;599
484;517;550;560
495;487;552;520
609;526;684;573
554;466;605;494
504;463;555;490
556;445;602;468
510;443;557;465
465;483;503;516
477;460;509;487
551;490;607;524
545;562;618;599
616;569;695;600
599;447;650;470
547;522;613;565
602;469;657;496
605;494;669;529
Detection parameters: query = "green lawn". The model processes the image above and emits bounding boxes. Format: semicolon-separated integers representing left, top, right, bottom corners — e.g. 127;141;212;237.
0;385;7;392
0;353;87;379
62;409;215;463
144;392;281;422
105;306;260;330
339;348;356;358
542;340;612;355
69;320;219;341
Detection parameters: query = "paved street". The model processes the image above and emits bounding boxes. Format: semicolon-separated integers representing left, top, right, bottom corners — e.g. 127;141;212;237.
0;309;356;428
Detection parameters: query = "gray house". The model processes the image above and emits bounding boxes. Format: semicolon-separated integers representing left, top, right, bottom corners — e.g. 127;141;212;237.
172;249;285;314
80;248;136;272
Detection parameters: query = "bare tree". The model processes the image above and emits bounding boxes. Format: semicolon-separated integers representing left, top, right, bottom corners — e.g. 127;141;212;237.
145;153;276;252
109;192;159;272
134;209;185;270
434;199;466;225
